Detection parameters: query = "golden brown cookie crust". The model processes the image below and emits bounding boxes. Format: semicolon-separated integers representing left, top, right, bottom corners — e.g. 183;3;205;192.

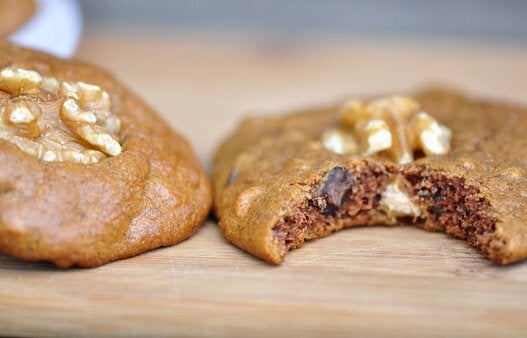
0;42;212;267
212;89;527;265
0;0;36;37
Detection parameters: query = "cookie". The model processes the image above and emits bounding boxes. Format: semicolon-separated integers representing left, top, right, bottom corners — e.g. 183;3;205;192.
0;0;36;37
0;42;212;268
212;89;527;265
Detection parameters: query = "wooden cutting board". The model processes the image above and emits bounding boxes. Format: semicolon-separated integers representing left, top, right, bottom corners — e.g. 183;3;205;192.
1;30;527;337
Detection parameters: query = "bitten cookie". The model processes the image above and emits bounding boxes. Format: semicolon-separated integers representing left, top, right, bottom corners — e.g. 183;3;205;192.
0;42;212;267
0;0;36;37
213;89;527;265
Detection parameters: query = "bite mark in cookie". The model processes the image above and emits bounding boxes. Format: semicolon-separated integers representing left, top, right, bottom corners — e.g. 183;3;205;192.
213;89;527;265
273;165;498;262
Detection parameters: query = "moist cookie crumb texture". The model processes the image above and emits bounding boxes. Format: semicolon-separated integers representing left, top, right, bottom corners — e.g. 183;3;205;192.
213;89;527;265
0;42;212;268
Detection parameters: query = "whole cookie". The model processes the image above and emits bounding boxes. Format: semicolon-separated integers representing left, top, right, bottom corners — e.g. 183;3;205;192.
0;42;212;268
0;0;36;37
213;89;527;265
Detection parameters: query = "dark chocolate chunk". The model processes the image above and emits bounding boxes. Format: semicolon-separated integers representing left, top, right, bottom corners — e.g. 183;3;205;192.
312;166;355;215
428;205;444;216
432;188;443;200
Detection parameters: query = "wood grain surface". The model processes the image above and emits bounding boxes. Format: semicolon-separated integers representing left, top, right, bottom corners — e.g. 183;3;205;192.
1;30;527;337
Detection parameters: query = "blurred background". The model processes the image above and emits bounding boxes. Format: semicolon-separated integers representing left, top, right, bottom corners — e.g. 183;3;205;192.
81;0;527;40
7;0;527;164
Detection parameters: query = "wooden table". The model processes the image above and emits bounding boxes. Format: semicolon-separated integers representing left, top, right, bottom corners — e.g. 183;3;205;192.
1;30;527;337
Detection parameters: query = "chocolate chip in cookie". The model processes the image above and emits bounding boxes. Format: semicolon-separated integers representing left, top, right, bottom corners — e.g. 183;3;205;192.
213;89;527;265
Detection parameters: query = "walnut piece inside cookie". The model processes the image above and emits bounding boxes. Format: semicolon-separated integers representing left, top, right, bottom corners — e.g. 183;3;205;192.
379;180;421;219
213;88;527;266
322;96;452;164
0;67;122;163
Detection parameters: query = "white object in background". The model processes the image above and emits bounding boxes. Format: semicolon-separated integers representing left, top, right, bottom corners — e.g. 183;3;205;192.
9;0;82;58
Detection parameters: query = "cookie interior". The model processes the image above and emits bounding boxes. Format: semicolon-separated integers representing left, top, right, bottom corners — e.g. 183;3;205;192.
213;89;527;266
273;164;498;260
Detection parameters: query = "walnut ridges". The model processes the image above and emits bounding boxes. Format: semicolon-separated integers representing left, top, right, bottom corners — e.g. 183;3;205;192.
323;96;452;163
0;42;212;268
213;89;527;265
0;67;121;163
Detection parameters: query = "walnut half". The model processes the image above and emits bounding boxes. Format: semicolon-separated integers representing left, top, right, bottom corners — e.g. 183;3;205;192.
0;66;122;164
321;95;452;164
